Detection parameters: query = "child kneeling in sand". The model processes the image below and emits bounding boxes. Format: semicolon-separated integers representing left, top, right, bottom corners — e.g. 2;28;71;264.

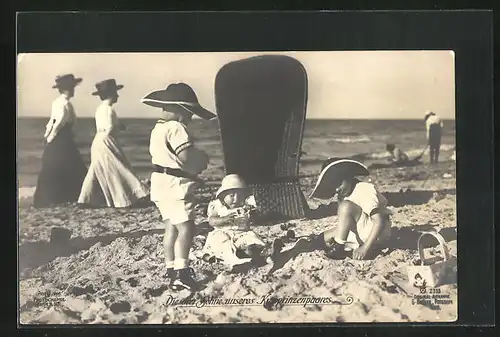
203;174;283;269
141;83;216;291
309;158;392;260
386;143;410;165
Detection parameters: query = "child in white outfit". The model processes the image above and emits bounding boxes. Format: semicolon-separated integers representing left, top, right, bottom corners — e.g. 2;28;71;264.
203;174;282;269
309;158;392;260
141;82;215;291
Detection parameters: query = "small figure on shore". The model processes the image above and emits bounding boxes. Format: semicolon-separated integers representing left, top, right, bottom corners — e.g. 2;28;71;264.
308;158;393;260
386;143;410;165
141;83;215;291
424;111;444;164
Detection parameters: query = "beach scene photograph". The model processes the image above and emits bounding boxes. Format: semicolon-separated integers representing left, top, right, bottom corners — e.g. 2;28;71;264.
17;51;457;324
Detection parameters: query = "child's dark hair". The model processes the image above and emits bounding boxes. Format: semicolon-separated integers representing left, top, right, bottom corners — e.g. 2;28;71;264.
386;144;395;152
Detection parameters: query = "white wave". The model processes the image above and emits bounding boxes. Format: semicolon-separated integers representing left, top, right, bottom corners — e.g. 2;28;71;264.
333;136;371;144
369;144;456;159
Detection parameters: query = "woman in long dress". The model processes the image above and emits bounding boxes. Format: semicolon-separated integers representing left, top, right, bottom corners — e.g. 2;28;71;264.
77;79;149;208
33;74;87;208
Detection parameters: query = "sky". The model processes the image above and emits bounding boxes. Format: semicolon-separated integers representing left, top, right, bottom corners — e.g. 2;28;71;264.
17;51;455;119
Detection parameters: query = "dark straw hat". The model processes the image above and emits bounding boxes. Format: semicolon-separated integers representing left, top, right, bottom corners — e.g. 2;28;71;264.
310;158;369;199
52;74;82;89
92;79;124;96
140;83;216;120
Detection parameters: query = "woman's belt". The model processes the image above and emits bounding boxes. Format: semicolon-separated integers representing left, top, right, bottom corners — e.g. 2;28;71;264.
153;164;204;184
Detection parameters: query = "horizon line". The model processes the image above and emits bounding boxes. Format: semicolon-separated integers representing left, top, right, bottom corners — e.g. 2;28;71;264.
16;116;456;121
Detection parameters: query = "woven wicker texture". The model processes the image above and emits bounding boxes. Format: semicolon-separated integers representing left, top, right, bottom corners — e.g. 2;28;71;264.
215;55;310;220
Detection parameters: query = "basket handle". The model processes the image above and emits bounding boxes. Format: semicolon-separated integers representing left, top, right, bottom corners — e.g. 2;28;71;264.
417;231;449;265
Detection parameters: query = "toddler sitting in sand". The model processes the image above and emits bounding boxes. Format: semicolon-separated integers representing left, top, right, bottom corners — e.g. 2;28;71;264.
309;158;392;260
203;174;283;269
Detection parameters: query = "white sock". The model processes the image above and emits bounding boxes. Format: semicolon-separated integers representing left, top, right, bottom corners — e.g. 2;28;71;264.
174;258;189;270
166;260;174;269
334;237;346;245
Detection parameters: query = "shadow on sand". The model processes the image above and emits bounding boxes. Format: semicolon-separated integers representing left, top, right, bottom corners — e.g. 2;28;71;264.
306;202;338;219
384;188;456;207
19;228;164;273
388;225;457;251
19;222;215;274
304;188;456;221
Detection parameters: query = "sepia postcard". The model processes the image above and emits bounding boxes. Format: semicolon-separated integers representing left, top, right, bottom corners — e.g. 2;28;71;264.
18;50;458;324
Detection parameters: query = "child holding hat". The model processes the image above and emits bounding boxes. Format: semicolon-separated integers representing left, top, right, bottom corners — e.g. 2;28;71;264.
141;83;215;291
309;158;392;260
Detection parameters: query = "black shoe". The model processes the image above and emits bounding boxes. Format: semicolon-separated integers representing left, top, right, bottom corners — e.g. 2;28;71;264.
324;241;349;260
171;268;198;292
166;268;176;287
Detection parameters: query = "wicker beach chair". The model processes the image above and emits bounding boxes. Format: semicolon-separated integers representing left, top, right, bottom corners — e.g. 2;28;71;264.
215;55;310;220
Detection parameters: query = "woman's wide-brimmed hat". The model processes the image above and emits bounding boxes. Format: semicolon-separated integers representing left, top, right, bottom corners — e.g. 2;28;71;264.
216;174;249;199
140;83;216;120
52;74;82;89
309;158;369;199
92;79;124;96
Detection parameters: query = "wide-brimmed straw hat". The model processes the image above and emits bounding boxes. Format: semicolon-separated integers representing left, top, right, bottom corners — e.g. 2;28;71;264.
52;74;82;89
92;79;124;96
140;83;216;120
310;158;369;199
216;174;249;199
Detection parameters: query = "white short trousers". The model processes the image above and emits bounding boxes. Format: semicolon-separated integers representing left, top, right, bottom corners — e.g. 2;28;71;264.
345;213;392;250
150;172;197;225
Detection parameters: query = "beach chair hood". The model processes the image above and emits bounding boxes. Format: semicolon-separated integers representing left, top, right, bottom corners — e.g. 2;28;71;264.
215;55;310;220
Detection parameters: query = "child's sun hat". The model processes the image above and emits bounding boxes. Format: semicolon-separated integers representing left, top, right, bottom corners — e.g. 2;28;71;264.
310;158;369;199
140;82;216;120
216;174;249;199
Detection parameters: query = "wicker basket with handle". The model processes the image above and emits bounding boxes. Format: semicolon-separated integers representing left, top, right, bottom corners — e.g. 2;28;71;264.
407;231;457;288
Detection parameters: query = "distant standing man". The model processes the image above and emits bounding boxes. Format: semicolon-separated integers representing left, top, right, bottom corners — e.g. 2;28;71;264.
424;111;444;164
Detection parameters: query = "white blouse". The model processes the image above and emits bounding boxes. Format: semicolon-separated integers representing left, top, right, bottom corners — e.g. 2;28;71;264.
95;101;119;134
44;95;76;143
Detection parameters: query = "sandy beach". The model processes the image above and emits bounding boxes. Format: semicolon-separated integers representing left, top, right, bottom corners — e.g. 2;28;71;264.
18;147;457;324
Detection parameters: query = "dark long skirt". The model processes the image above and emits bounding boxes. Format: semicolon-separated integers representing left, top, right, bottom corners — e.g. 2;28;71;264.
33;125;87;208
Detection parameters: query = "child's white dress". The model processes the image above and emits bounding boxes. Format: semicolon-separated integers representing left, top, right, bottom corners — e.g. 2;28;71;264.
203;195;265;268
343;182;392;250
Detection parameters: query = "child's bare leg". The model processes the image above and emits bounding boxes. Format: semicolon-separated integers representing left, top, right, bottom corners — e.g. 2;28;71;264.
316;201;361;259
319;200;360;247
170;220;198;291
174;220;195;264
164;222;178;270
332;200;360;243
